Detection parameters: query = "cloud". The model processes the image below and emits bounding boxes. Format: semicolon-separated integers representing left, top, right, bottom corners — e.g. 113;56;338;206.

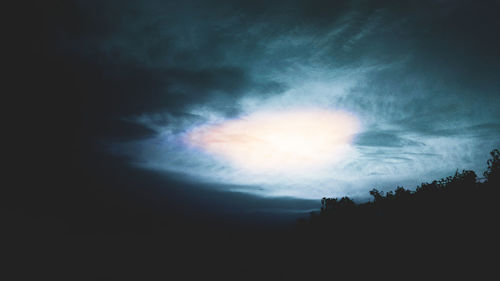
48;0;500;199
354;130;424;148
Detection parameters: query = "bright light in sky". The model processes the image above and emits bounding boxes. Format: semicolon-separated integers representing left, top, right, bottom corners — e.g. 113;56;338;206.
121;102;487;199
185;109;360;173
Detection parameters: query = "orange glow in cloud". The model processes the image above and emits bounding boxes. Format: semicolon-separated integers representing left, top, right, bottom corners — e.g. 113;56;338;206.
186;109;360;172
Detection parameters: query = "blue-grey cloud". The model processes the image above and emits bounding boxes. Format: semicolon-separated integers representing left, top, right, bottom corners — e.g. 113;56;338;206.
47;0;500;199
355;130;424;148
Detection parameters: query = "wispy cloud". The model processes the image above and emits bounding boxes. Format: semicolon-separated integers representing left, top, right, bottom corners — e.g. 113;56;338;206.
57;0;500;199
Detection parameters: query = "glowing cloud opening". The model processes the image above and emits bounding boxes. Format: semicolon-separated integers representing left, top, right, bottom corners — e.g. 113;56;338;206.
185;109;360;173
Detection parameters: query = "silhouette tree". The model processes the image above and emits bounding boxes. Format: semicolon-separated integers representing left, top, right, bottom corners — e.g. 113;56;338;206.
369;189;384;202
484;149;500;183
301;148;500;238
394;186;411;199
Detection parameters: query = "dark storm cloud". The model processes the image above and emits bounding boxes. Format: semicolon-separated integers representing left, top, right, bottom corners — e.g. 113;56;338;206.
53;0;500;111
42;0;500;199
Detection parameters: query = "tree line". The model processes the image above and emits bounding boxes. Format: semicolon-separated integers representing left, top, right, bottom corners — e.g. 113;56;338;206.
297;149;500;236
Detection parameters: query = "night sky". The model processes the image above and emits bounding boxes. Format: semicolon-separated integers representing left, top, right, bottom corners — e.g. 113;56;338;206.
19;0;500;231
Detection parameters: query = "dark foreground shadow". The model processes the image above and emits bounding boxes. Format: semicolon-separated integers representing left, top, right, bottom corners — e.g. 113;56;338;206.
6;150;500;280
